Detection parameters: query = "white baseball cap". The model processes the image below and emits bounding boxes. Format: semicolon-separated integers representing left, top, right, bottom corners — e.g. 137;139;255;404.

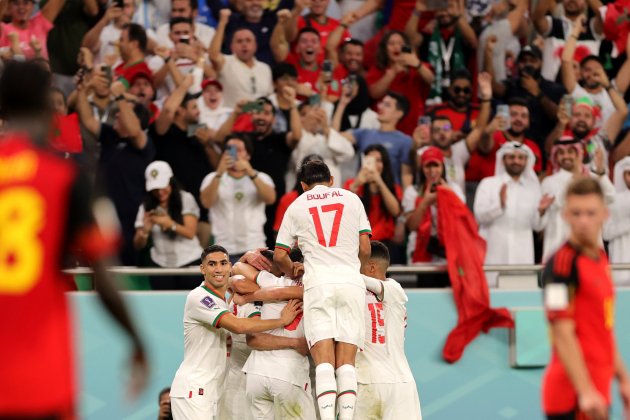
145;161;173;191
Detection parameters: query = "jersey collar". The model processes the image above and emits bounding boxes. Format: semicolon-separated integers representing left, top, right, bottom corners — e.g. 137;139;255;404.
202;284;226;301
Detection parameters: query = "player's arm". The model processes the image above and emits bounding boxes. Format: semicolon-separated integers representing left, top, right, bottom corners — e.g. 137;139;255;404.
273;246;295;278
363;275;384;301
236;286;304;304
246;333;309;356
218;299;302;334
359;233;371;268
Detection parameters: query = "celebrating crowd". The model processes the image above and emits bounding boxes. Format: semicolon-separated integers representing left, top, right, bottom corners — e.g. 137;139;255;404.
1;0;630;286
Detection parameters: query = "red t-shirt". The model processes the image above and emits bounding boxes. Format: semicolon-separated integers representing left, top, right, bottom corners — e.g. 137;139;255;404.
286;54;341;99
366;65;430;135
343;179;402;241
541;243;615;415
465;131;543;182
0;136;116;415
427;102;481;133
273;190;299;231
295;15;351;64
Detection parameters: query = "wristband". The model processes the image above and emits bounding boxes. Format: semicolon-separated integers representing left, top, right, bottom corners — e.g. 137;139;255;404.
480;98;491;103
114;95;125;102
249;172;259;180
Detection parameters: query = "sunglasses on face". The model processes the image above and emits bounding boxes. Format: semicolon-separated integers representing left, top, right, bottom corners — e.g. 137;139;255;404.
452;86;471;95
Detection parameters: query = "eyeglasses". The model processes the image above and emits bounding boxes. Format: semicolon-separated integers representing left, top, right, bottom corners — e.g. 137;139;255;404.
452;86;471;95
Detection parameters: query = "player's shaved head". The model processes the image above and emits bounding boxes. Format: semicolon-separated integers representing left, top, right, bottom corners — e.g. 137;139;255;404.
369;241;390;269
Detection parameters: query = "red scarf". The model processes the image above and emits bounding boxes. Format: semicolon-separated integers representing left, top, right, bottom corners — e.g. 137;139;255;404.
436;186;514;363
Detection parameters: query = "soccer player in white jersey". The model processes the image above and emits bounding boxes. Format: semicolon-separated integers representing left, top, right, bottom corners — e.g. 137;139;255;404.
357;241;423;419
231;250;316;419
217;289;261;420
274;160;372;420
170;245;302;420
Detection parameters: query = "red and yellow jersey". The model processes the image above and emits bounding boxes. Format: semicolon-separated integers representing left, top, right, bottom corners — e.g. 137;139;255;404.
0;135;116;416
541;242;616;414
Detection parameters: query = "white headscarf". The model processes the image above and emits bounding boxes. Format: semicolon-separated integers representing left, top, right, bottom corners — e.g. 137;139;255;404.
613;157;630;193
494;141;537;184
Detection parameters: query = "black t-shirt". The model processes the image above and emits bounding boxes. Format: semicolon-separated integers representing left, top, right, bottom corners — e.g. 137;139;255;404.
250;132;292;196
149;123;213;211
504;77;566;150
96;124;155;237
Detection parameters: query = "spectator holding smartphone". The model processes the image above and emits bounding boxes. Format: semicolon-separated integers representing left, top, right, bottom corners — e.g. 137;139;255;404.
81;0;136;65
345;144;402;254
134;161;204;290
200;134;276;262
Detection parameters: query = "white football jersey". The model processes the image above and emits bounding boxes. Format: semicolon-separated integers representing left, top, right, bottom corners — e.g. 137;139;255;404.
242;271;310;387
275;185;371;289
356;277;416;384
171;283;231;398
228;301;261;369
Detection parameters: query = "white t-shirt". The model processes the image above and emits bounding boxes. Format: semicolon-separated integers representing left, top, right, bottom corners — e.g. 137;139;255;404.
151;22;216;49
134;191;203;267
356;277;415;384
200;171;275;254
147;56;203;99
218;55;273;108
242;271;310;387
229;301;261;370
96;24;122;64
275;184;371;289
444;140;470;194
198;99;233;131
171;284;231;398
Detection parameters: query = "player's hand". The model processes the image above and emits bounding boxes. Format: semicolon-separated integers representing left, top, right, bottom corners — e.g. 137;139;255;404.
127;343;149;401
292;262;304;279
232;293;248;306
619;378;630;414
293;337;309;356
240;248;273;271
280;299;303;326
578;388;607;420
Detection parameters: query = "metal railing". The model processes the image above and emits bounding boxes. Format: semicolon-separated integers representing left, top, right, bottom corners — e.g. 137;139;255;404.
63;263;630;276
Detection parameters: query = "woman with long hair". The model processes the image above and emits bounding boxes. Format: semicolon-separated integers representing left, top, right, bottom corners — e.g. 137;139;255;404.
344;145;402;257
365;30;434;135
133;161;203;290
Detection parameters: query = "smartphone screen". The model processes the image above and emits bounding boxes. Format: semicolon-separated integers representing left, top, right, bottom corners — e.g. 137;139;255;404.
497;104;511;130
362;155;377;171
228;144;238;160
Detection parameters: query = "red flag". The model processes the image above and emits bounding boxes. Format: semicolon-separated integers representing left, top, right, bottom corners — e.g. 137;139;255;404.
50;113;82;154
436;186;514;363
603;1;630;54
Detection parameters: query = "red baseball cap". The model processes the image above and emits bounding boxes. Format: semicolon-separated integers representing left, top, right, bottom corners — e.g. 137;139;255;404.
420;146;444;166
202;79;223;91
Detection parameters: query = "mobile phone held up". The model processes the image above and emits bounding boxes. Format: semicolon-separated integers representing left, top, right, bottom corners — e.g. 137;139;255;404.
227;144;238;161
362;155;376;171
187;123;207;137
242;100;263;113
496;104;511;131
561;94;574;118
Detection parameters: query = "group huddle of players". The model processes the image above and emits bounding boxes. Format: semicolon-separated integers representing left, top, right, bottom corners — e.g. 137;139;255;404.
168;160;422;419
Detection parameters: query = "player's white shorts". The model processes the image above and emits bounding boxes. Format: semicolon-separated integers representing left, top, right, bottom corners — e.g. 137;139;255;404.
246;373;317;420
355;382;422;420
171;394;218;420
303;283;365;348
217;365;251;419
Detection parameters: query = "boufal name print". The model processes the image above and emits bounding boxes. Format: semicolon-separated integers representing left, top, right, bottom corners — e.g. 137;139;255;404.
306;190;344;200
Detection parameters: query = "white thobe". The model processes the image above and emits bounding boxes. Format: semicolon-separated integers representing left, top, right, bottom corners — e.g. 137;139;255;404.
603;191;630;285
540;169;615;262
474;173;543;266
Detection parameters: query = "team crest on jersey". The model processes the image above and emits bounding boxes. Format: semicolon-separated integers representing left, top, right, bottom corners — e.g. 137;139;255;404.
201;296;216;309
